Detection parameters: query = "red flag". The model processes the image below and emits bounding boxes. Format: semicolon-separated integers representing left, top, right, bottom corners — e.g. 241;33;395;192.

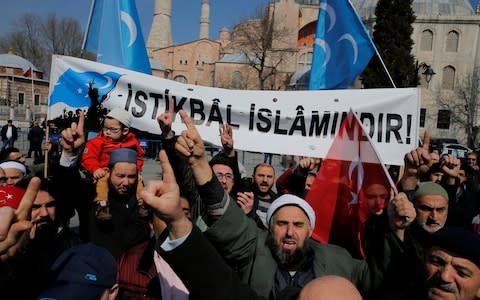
0;186;26;209
23;67;32;78
305;110;395;258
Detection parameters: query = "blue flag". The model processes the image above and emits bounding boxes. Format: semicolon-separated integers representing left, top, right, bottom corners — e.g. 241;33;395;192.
309;0;375;89
83;0;152;74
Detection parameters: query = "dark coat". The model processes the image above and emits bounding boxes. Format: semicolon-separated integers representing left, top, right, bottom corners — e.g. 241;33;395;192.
28;125;44;143
0;227;81;299
202;188;371;299
159;226;265;300
88;192;150;259
1;124;17;141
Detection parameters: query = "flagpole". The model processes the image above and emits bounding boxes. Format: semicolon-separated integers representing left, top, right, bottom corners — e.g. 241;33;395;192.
81;0;97;56
30;64;34;120
347;0;397;88
374;49;397;88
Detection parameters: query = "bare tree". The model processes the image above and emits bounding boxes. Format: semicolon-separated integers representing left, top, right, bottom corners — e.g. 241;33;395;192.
232;7;293;90
0;13;83;74
41;15;83;56
437;68;480;148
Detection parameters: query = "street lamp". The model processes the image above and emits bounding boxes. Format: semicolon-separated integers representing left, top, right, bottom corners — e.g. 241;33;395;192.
418;62;436;88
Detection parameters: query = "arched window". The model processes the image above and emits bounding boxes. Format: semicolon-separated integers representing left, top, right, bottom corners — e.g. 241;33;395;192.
441;66;455;90
446;30;459;52
231;71;243;89
298;52;313;68
420;30;433;51
174;75;187;84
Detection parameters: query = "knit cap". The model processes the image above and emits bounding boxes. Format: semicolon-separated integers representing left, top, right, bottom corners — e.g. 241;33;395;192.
106;108;131;128
414;182;448;201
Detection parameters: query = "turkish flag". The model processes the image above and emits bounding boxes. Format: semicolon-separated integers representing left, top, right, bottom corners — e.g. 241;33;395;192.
305;110;395;258
23;67;32;78
0;186;26;209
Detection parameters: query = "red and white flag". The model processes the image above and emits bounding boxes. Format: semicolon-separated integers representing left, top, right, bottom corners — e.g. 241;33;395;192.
306;110;395;258
0;186;26;209
23;67;32;78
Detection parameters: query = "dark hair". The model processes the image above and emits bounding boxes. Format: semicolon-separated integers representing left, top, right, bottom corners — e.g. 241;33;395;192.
16;177;60;200
0;147;21;161
209;155;234;171
253;163;275;176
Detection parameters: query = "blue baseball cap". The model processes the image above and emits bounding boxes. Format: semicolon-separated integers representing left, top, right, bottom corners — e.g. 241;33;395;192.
38;243;116;300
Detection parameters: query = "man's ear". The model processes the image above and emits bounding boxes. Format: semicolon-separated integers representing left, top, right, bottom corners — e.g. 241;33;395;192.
122;127;129;135
108;283;119;300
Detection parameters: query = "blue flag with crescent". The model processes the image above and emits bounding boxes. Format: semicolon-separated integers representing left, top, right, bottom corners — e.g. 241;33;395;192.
83;0;152;74
309;0;375;89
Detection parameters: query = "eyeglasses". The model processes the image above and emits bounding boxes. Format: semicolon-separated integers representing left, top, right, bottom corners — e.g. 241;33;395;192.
102;126;122;133
215;172;234;180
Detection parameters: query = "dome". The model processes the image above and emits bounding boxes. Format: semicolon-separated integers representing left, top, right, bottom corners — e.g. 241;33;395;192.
0;53;39;72
352;0;474;19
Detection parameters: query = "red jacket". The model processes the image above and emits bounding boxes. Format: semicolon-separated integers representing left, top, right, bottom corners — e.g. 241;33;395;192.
81;131;144;174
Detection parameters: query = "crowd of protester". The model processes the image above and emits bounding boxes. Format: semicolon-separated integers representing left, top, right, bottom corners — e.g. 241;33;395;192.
0;105;480;300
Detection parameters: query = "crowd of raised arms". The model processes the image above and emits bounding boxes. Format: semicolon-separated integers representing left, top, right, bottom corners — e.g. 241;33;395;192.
1;105;480;300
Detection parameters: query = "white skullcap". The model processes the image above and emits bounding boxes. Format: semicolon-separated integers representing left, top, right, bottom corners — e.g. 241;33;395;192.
266;194;316;228
106;108;131;128
0;161;26;174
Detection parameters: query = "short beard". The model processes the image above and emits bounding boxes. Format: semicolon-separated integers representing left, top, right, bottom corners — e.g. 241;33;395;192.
267;233;312;269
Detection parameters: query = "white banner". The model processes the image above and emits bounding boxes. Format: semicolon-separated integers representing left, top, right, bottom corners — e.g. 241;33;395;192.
48;55;420;165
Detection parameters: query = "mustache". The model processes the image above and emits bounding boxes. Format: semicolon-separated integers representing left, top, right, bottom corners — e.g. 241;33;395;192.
32;216;54;225
428;279;459;294
426;219;441;226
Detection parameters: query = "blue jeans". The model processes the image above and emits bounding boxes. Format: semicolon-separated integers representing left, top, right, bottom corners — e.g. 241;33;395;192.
263;153;273;165
2;138;14;150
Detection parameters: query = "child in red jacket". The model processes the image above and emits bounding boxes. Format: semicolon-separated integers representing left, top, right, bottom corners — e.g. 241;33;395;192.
81;108;145;221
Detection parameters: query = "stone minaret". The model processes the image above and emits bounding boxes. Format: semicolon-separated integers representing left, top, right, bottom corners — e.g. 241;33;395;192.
199;0;210;39
147;0;173;50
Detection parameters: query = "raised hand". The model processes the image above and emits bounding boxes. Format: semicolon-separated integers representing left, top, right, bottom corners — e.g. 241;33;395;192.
60;111;85;155
175;110;211;185
401;131;432;190
0;177;40;261
440;155;460;184
236;191;254;214
298;157;320;174
219;123;234;155
141;150;191;239
175;110;206;165
157;99;175;138
387;191;416;241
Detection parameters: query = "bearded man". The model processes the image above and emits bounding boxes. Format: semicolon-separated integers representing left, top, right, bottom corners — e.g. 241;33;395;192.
0;178;81;298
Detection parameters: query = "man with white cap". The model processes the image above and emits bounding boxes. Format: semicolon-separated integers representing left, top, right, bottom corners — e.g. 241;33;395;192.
0;160;26;186
174;110;370;298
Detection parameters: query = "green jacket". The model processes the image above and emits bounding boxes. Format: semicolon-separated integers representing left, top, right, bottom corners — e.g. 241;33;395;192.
205;196;371;299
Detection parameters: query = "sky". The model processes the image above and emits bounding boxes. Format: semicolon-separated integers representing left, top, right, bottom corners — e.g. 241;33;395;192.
0;0;272;45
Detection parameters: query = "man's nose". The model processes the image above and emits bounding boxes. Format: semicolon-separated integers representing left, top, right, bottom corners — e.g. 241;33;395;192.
38;206;49;217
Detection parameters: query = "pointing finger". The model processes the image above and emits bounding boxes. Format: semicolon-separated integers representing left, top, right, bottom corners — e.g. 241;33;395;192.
16;177;41;221
159;150;176;184
422;130;430;151
77;111;85;134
